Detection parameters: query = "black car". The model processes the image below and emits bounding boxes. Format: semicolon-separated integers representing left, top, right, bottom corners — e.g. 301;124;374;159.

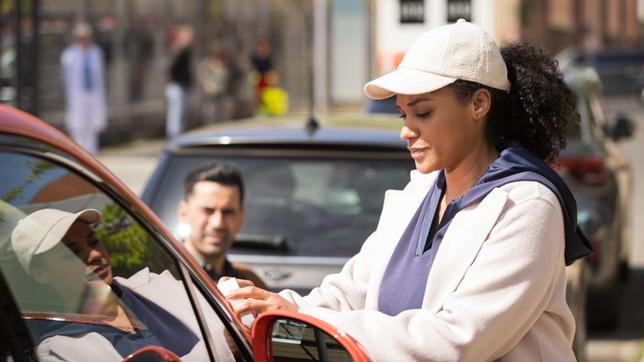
142;115;414;294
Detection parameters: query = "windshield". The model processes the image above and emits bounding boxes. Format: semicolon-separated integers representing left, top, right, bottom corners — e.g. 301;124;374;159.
147;153;413;257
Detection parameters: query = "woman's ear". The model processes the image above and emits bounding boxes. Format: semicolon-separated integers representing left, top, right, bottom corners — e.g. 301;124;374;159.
471;88;492;121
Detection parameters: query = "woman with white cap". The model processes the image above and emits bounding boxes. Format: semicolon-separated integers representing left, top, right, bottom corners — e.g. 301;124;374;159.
227;19;591;361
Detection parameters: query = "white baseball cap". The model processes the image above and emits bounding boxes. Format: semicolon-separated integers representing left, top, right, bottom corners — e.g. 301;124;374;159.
11;208;101;272
364;19;510;100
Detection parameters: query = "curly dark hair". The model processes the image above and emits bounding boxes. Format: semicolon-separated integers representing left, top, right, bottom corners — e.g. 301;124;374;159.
449;43;578;163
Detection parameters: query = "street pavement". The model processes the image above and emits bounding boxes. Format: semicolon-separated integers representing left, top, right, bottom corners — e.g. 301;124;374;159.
97;105;644;361
98;138;166;196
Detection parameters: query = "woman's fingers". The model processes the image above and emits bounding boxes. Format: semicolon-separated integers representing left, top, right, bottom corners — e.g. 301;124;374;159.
217;277;255;288
234;298;266;315
235;278;256;288
226;286;268;300
226;287;298;315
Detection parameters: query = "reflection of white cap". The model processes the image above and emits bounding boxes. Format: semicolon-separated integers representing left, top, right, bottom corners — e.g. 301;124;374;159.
0;201;26;252
11;209;101;272
364;19;510;100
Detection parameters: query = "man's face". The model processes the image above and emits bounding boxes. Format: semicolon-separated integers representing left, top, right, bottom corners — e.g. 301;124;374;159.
178;181;244;261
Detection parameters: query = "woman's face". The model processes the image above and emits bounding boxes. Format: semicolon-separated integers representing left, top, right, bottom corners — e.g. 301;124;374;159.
396;86;484;174
61;220;113;285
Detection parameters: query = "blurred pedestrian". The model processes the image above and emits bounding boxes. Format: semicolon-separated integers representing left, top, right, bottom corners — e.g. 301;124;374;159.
258;71;288;116
165;25;193;138
250;38;274;112
61;22;106;154
197;47;229;122
226;19;592;361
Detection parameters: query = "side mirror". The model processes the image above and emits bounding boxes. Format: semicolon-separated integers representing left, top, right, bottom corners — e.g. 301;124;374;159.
604;114;635;141
121;345;181;362
252;311;369;362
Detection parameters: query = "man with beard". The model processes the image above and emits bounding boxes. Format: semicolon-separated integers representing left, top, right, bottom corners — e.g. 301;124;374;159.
178;164;267;289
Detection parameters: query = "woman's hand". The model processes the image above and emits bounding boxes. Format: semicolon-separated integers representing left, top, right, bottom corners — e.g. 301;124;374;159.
225;286;298;316
218;276;255;288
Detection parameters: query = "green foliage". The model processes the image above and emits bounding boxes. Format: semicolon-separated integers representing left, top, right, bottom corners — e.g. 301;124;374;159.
95;203;173;278
2;159;56;204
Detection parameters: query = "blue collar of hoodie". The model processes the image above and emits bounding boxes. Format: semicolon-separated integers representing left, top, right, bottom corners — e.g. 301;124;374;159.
445;143;592;265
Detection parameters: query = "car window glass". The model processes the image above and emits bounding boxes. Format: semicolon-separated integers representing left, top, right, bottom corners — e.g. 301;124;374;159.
582;90;609;154
592;53;644;96
573;90;599;146
149;154;412;257
0;151;239;361
587;90;609;134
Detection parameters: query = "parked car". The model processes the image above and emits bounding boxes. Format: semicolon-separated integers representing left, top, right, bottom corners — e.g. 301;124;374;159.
0;105;369;362
558;65;634;330
141;114;590;359
557;48;644;101
141;115;413;295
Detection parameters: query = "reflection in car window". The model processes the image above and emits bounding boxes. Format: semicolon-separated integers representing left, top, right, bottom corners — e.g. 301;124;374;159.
0;151;238;361
149;155;412;257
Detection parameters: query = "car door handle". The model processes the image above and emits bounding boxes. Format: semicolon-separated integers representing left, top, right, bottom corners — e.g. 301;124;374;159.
264;270;292;281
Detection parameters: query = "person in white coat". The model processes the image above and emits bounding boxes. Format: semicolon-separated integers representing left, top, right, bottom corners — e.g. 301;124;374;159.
61;22;106;154
226;19;594;361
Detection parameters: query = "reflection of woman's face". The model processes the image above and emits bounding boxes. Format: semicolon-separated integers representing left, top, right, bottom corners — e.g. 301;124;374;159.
61;220;113;285
396;87;482;174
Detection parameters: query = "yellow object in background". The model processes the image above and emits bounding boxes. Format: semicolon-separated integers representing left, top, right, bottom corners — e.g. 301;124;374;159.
261;86;289;116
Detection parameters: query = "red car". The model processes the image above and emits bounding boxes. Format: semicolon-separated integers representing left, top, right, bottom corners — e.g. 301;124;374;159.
0;105;369;362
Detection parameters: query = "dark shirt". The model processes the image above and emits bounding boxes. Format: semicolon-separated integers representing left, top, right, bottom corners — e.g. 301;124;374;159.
29;280;198;357
251;55;273;74
169;47;193;89
202;258;241;282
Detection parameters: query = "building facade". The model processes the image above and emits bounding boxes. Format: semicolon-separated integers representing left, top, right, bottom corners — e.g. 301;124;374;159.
0;0;642;139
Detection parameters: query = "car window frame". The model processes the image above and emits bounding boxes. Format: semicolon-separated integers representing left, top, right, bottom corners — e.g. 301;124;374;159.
0;266;38;361
0;137;252;360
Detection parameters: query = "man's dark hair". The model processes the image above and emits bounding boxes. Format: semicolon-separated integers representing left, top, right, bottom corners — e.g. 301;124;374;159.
183;164;244;205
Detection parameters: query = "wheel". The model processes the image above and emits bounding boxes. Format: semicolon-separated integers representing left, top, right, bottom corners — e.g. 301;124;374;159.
619;259;630;282
587;277;622;330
